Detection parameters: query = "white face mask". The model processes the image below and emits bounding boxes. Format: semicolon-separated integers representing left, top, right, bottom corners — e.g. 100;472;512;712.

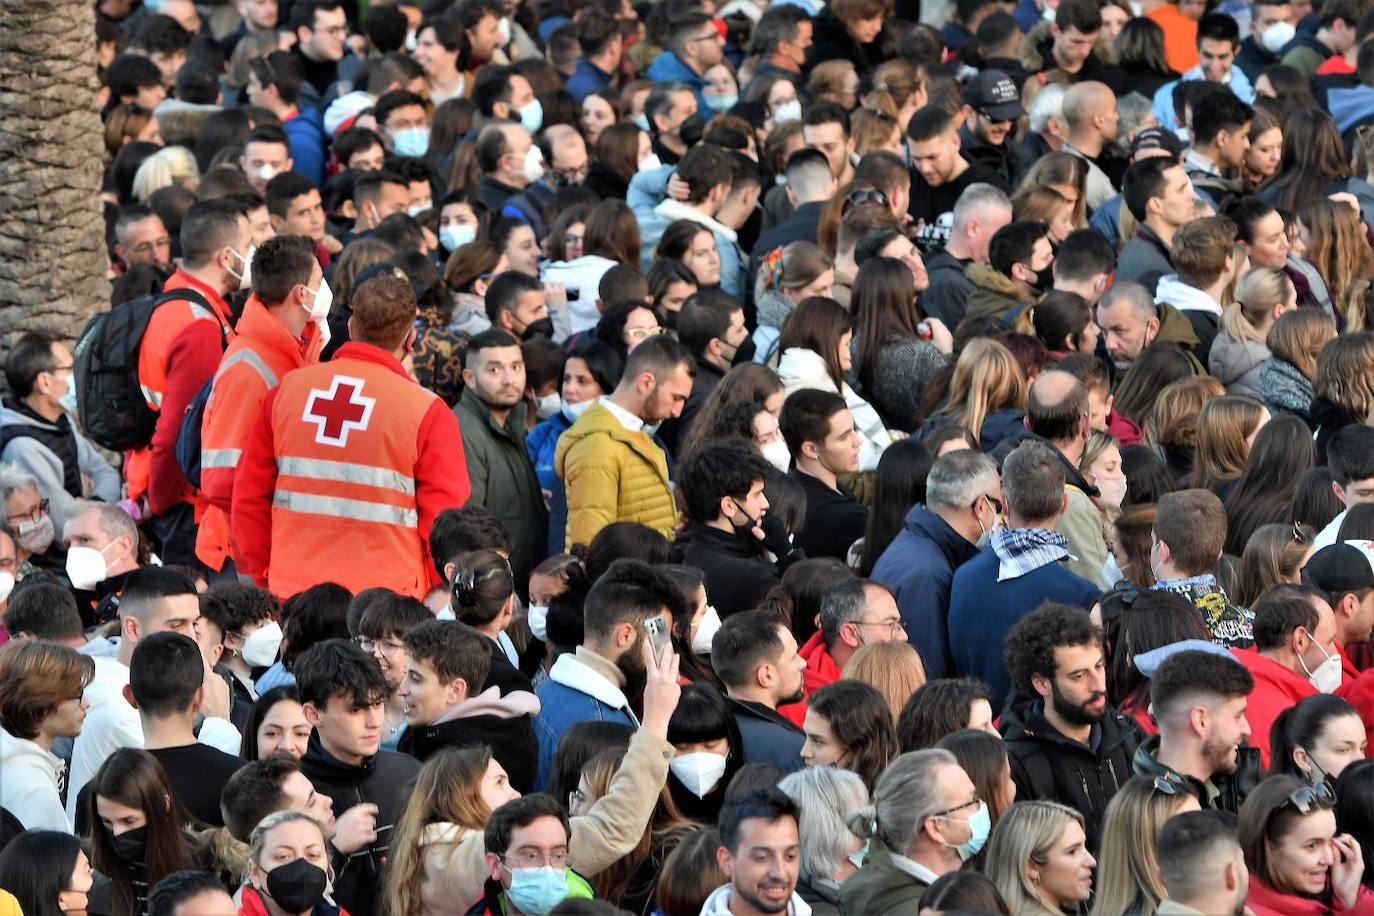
241;619;283;668
691;605;722;656
762;437;791;473
1262;20;1296;53
1094;474;1128;508
637;153;663;174
404;29;418;51
561;397;597;423
536;392;560;420
257;164;276;182
523;145;546;183
669;751;728;798
497;15;512;46
772;99;802;125
304;279;332;323
66;542;115;591
227;244;256;290
1300;639;1343;693
527;603;549;641
0;572;14;603
441;223;477;251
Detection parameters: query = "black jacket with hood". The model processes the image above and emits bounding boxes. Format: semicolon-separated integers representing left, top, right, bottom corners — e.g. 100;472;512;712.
299;734;423;916
999;699;1142;854
1131;734;1264;814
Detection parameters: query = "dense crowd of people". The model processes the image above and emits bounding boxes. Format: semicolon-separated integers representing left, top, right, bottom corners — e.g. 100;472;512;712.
6;0;1374;911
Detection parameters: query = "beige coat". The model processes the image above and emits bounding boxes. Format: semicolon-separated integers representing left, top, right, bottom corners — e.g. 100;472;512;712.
415;726;674;914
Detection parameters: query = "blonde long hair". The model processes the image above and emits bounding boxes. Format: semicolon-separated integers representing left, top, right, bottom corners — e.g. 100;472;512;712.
985;801;1087;916
1300;198;1373;330
932;338;1027;446
1141;376;1224;455
385;746;495;916
1266;309;1336;381
1088;777;1186;916
1222;268;1293;344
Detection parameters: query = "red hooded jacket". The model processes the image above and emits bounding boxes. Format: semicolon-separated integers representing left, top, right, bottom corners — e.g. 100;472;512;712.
1231;647;1317;769
779;631;843;727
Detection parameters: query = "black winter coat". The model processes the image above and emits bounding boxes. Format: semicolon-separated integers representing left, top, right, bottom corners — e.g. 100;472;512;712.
1000;700;1142;854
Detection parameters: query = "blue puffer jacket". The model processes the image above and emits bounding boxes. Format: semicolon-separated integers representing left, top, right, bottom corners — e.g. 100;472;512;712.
527;411;572;555
284;105;326;187
644;50;710;115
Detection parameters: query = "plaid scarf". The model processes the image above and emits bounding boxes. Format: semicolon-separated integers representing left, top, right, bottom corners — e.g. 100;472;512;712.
990;528;1072;582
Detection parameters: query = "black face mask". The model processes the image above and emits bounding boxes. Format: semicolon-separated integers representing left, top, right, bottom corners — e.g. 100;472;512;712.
111;826;147;864
678;113;705;148
662;308;679;330
519;317;555;340
726;334;756;366
263;858;328;914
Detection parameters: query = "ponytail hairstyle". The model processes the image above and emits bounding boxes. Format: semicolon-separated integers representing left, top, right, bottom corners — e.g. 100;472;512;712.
1269;694;1364;779
1014;289;1092;354
1223;267;1294;343
755;240;833;304
450;548;515;627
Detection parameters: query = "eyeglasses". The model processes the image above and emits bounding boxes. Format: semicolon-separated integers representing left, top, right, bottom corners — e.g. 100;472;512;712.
842;187;889;215
129;239;170;255
971;494;1002;515
1280;781;1335;815
12;498;50;524
316;24;348;36
854;618;907;637
501;848;570;870
625;326;664;341
1151;774;1187;796
929;796;982;819
353;636;405;654
688;32;723;44
46;363;74;375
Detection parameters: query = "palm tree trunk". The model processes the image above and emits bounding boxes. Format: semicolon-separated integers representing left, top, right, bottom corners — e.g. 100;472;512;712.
0;0;111;360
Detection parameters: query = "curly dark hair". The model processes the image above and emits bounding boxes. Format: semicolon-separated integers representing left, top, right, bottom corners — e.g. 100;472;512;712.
1003;602;1102;704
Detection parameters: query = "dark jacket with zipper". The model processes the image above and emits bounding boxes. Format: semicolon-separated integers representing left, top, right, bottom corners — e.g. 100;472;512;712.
999;699;1141;854
1131;734;1263;814
300;734;422;916
672;523;790;618
727;696;805;772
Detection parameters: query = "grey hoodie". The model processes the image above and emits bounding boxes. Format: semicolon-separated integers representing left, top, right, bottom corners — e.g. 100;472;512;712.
0;399;120;536
1208;333;1269;399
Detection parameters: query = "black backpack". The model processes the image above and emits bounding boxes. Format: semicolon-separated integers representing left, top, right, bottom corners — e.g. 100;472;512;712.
73;288;212;452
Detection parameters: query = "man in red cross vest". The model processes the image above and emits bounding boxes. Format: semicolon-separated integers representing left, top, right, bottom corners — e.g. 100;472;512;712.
230;273;470;599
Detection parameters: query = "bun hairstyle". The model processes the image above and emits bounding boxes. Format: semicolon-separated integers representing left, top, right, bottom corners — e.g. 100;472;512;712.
450;549;514;627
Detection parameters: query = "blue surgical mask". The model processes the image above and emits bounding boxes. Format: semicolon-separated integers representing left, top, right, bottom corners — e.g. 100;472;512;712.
58;378;79;414
706;92;738;113
560;397;596;423
506;866;568;915
633;113;651;132
940;801;991;862
440;223;477;251
848;838;870;869
520;98;544;134
393;127;430;158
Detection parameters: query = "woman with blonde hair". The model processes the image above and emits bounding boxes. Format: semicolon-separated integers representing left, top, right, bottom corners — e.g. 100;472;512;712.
1258;309;1337;423
1089;776;1201;916
131;145;200;201
1312;331;1374;460
1297;197;1373;331
985;801;1096;916
1234;522;1316;608
1211;267;1296;397
755;241;836;362
1192;395;1269;496
842;640;927;723
1141;376;1225;486
1017;153;1088;228
922;338;1027;450
241;810;341;916
864;59;926;133
1012;186;1076;245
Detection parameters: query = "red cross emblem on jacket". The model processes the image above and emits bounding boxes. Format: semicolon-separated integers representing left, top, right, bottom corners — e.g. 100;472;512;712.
303;375;375;446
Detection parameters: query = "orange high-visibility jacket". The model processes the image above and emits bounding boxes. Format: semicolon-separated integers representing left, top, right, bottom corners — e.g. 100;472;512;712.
195;296;325;571
230;341;470;598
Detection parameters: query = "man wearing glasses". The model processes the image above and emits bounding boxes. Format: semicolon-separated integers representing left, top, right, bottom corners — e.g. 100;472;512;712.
645;11;723;116
112;205;172;272
1;331;121;541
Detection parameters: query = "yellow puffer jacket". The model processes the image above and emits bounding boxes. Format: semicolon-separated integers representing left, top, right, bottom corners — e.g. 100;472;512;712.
554;402;677;549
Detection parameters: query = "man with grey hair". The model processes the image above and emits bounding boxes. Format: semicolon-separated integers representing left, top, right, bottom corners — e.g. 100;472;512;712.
840;749;984;912
872;449;1001;678
1013;82;1069;178
921;183;1014;326
63;500;143;625
1094;280;1160;370
948;440;1100;710
795;578;905;702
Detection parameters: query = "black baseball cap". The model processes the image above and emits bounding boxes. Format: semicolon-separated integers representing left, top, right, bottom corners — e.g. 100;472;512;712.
1304;540;1374;593
963;69;1024;122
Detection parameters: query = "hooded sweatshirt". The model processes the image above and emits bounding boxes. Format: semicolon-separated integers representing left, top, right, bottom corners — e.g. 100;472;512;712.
1230;647;1318;768
401;685;541;792
700;883;812;916
0;729;68;832
1155;275;1223;359
778;631;843;726
0;397;121;536
963;263;1028;322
